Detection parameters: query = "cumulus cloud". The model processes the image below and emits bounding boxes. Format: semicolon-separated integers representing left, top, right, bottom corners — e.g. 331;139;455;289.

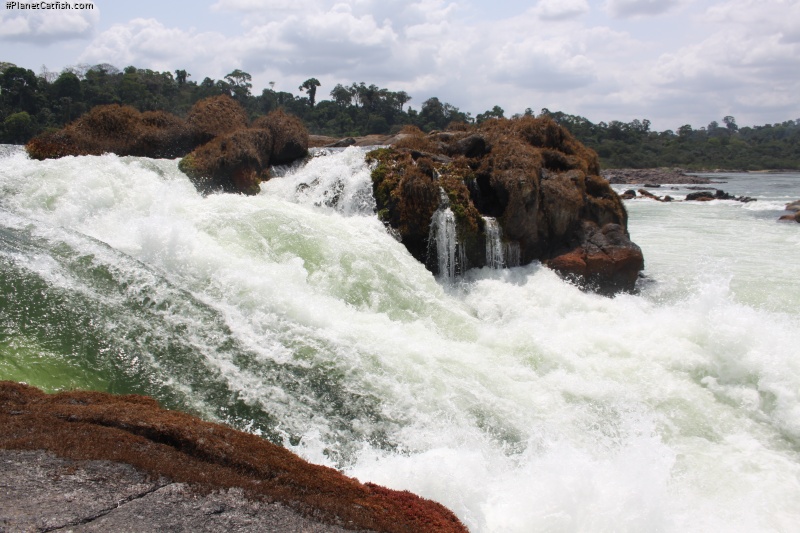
706;0;800;43
605;0;683;18
0;8;98;44
533;0;590;21
61;0;799;130
488;31;597;92
79;19;230;72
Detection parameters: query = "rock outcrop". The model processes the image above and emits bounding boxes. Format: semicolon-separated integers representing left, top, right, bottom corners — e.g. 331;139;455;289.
684;189;756;202
25;96;310;196
779;200;800;223
368;118;644;295
0;381;466;533
25;105;193;160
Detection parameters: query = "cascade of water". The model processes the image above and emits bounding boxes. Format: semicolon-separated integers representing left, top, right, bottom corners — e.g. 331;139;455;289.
428;188;464;281
483;217;505;269
504;242;521;267
262;147;376;216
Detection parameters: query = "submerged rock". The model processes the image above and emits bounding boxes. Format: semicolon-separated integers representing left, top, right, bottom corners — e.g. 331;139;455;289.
368;117;644;295
685;189;756;203
0;381;467;533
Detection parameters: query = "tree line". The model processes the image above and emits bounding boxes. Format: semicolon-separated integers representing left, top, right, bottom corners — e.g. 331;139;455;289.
2;61;799;170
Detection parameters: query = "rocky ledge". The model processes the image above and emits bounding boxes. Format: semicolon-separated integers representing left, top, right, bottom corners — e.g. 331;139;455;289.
0;382;466;533
366;119;644;295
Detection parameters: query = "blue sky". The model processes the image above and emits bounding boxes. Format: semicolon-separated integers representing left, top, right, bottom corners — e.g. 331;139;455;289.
2;0;799;131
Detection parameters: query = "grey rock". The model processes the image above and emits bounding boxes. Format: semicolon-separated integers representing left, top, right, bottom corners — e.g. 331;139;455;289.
0;450;363;533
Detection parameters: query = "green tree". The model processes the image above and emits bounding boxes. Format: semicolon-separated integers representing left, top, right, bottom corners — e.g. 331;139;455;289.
0;66;41;113
476;105;505;123
2;111;36;143
224;69;252;101
298;78;321;107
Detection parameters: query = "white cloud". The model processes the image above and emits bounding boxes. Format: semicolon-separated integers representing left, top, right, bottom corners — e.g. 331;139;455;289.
79;18;230;72
605;0;684;19
706;0;800;43
59;0;799;130
0;8;98;43
491;37;596;91
533;0;590;21
211;0;315;12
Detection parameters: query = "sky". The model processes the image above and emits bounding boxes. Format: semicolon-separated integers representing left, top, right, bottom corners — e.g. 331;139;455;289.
2;0;799;131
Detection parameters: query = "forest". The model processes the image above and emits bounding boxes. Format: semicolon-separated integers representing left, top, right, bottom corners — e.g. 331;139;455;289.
2;61;799;170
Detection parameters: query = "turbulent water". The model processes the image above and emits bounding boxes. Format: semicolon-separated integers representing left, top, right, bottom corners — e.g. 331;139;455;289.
1;145;799;532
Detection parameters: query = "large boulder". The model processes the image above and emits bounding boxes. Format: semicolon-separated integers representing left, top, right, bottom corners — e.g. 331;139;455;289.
179;108;310;196
251;110;309;165
369;116;644;295
545;222;644;296
178;128;272;196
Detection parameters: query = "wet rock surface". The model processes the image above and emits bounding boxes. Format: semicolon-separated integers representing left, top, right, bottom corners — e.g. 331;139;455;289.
1;450;357;533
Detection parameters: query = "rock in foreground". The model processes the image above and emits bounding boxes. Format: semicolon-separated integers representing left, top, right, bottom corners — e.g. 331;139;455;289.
368;119;644;295
0;382;466;533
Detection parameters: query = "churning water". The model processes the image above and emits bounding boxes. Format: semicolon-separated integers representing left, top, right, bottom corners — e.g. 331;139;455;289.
1;145;799;532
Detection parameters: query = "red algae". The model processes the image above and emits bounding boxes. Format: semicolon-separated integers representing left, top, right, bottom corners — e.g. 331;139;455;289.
0;381;467;533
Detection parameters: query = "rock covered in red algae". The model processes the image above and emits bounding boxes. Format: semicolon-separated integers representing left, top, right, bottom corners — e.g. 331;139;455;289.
368;118;644;295
0;381;467;533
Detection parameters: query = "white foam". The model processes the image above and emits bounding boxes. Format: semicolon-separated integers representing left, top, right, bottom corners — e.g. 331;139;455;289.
2;152;800;532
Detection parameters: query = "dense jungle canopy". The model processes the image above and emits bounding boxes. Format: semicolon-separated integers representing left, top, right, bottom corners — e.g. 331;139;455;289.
1;62;798;170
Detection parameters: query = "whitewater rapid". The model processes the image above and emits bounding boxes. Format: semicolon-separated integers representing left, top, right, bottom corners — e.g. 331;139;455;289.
1;146;799;532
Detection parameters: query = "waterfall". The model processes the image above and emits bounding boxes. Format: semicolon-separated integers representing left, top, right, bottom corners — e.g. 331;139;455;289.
504;242;521;267
428;188;465;281
483;217;504;269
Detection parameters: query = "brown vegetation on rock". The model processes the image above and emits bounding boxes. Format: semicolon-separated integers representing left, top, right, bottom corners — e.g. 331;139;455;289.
185;95;249;146
178;128;272;195
368;116;643;294
25;95;310;195
251;109;310;165
0;381;467;533
25;105;191;160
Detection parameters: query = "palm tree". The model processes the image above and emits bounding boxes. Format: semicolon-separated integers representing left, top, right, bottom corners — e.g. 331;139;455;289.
298;78;321;107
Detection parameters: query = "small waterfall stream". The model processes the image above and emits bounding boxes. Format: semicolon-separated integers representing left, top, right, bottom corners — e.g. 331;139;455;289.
428;188;465;281
504;241;521;267
483;217;504;269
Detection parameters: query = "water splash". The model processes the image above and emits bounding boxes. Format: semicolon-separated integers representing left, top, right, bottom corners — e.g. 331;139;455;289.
262;146;376;216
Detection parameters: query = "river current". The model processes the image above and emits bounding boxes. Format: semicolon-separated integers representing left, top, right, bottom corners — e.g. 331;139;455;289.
1;145;799;532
